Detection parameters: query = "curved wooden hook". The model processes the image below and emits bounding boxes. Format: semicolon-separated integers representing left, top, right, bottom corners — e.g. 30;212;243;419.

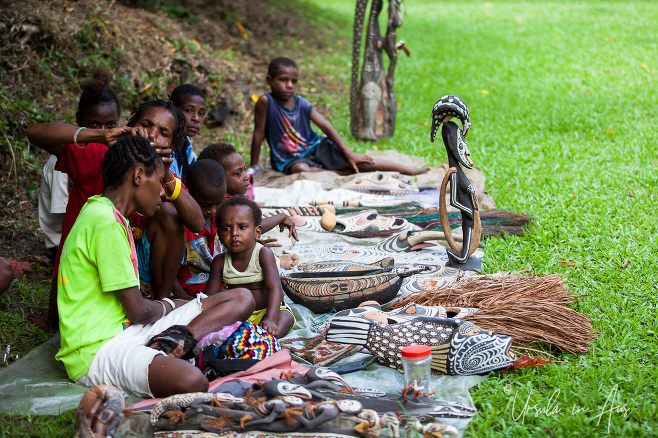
439;167;460;253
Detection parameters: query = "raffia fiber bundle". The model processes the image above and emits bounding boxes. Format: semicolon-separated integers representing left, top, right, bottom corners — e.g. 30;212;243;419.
389;272;595;355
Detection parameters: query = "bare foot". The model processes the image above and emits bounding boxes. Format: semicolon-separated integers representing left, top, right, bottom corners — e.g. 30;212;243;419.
28;310;55;330
278;254;300;270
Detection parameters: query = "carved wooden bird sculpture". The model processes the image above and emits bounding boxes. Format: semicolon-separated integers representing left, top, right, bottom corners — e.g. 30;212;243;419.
430;95;481;265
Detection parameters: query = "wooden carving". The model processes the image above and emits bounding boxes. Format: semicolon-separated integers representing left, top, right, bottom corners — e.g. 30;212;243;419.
350;0;407;141
430;95;482;265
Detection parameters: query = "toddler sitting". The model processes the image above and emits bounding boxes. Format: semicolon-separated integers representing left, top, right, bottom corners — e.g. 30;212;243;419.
206;195;295;338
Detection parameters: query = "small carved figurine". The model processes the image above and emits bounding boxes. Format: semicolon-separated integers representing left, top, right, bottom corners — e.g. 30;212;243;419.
430;95;482;265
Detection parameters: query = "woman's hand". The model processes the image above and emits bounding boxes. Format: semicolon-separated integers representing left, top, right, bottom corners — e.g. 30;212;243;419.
135;126;173;169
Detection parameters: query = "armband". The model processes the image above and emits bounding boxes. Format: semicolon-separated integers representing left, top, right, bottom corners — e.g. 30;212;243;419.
162;297;176;311
73;127;87;148
165;178;182;201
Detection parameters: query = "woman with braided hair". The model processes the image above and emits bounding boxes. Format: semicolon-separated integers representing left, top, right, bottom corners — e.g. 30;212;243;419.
56;135;255;397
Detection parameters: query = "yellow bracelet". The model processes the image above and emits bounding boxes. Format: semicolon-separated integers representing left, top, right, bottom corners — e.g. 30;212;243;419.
164;177;176;187
166;177;182;201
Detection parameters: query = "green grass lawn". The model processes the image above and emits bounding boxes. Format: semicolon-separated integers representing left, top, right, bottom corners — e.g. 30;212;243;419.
293;0;658;436
2;0;657;436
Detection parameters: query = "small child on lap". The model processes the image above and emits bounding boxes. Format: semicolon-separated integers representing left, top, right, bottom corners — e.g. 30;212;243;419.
206;195;294;338
250;57;429;176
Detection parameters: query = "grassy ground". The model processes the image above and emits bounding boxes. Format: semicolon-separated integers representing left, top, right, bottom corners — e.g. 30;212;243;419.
1;0;657;436
296;1;657;436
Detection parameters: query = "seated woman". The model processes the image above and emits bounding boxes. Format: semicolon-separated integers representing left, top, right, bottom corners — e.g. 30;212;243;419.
27;98;205;309
56;135;254;397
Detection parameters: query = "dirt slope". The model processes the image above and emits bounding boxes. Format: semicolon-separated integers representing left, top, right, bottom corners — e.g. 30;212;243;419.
0;0;341;260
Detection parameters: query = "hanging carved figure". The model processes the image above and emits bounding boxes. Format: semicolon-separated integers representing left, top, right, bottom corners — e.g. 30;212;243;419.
430;95;482;265
351;0;409;140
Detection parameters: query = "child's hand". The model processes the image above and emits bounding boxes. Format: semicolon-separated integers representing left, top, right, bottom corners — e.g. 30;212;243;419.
258;237;281;247
279;254;300;270
345;151;375;173
173;299;189;308
260;316;279;337
104;126;138;146
278;215;299;241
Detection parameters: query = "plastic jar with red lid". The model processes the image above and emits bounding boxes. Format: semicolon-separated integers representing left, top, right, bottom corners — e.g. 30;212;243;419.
401;345;432;396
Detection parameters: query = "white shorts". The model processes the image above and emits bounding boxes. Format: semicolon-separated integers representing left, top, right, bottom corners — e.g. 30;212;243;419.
77;294;205;398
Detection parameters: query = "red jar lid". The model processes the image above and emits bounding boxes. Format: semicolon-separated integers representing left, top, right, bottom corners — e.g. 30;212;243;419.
401;345;432;358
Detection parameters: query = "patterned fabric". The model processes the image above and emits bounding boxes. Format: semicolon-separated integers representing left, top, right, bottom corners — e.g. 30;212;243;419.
218;321;281;360
146;325;198;359
154;430;360;438
281;328;362;367
177;217;222;296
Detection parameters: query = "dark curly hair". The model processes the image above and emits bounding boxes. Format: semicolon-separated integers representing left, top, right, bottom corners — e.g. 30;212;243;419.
217;194;262;227
267;57;298;77
197;142;237;165
102;135;162;189
78;70;121;118
171;84;205;107
186;159;226;197
126;99;186;151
